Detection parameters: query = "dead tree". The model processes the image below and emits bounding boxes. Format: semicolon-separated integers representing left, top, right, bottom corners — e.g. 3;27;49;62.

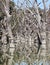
0;0;15;65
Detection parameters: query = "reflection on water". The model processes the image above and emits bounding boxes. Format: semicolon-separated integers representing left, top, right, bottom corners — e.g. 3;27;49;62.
15;61;28;65
15;63;18;65
15;61;49;65
20;62;28;65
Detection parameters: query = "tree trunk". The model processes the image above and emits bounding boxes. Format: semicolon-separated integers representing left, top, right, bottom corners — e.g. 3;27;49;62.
41;22;46;58
7;24;15;65
34;0;47;62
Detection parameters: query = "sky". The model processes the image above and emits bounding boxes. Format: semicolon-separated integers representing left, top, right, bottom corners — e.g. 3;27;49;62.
13;0;50;9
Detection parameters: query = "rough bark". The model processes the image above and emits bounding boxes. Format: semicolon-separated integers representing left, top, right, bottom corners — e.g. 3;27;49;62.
1;0;15;65
34;0;47;61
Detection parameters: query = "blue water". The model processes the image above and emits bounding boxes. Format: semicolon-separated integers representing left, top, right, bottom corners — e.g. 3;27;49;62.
15;61;49;65
15;62;28;65
15;63;18;65
20;62;28;65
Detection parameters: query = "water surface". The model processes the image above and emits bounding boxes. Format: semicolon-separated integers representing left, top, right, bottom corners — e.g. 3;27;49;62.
15;61;49;65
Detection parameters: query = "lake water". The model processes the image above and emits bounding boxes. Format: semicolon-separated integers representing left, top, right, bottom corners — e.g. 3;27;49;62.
15;61;49;65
